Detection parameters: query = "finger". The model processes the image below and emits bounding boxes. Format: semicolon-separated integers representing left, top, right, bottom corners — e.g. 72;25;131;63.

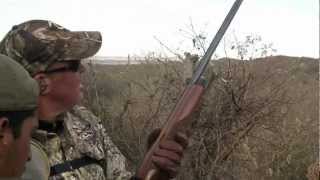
152;155;176;168
152;156;178;178
154;148;182;164
174;132;189;149
159;140;183;154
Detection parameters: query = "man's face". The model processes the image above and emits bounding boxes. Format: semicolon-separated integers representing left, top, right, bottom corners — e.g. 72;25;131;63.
0;112;38;177
45;61;84;110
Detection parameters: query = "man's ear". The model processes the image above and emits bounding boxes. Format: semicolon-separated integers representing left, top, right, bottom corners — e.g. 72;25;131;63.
0;117;12;149
33;73;51;95
0;117;9;138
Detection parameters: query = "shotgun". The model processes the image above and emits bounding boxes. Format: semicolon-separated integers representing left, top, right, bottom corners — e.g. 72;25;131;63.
136;0;244;179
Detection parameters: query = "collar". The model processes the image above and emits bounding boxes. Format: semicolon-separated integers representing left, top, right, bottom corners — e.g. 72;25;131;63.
38;120;64;133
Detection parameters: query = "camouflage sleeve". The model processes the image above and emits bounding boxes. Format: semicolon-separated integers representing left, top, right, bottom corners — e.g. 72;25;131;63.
68;105;132;179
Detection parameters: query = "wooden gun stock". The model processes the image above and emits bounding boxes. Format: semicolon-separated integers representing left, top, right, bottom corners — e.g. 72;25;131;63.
136;84;205;179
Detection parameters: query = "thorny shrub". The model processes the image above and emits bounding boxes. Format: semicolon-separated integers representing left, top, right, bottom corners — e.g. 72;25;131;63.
82;36;318;179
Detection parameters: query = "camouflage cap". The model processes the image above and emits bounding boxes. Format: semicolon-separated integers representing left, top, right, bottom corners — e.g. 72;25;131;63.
0;20;102;75
0;54;39;111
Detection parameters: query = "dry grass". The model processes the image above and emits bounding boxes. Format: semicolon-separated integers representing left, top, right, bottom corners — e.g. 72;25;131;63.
82;55;319;179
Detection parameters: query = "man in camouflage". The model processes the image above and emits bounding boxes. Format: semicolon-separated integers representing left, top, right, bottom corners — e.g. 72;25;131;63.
0;20;187;180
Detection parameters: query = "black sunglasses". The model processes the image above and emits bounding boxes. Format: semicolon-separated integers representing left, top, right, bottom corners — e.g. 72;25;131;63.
43;61;82;74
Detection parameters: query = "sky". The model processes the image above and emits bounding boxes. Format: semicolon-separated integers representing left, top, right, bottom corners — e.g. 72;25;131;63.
0;0;319;58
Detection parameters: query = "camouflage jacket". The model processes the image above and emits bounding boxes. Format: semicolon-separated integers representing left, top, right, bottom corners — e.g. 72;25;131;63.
31;105;132;180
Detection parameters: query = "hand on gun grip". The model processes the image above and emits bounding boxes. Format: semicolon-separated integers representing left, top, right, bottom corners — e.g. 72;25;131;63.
147;128;189;178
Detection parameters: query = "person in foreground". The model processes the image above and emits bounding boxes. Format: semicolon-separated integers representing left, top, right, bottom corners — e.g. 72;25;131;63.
0;54;39;178
0;19;188;180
